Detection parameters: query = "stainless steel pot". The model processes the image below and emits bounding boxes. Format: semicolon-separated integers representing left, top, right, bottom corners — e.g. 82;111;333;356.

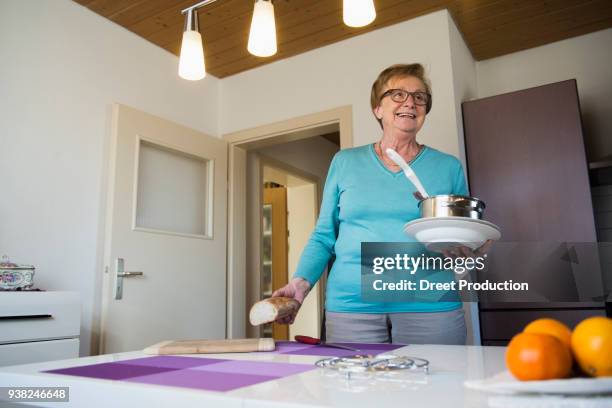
418;195;485;220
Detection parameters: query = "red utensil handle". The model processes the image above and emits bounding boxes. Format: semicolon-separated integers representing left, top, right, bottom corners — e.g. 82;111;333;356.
295;335;321;345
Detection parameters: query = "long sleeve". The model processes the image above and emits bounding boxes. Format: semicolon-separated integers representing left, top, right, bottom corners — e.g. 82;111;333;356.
293;153;342;286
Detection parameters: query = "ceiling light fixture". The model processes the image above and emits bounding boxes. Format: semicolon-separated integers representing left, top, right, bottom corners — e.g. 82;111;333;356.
247;0;277;57
343;0;377;28
178;0;377;80
178;0;218;81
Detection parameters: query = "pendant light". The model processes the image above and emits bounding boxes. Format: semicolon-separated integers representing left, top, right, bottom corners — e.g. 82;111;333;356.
247;0;277;57
178;8;206;80
343;0;376;28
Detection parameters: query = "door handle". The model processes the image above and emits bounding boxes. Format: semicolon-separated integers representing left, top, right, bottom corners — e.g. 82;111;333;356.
118;271;143;277
115;258;144;300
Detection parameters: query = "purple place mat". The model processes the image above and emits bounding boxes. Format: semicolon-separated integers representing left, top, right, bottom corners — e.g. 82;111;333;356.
116;356;226;369
45;362;176;380
272;341;406;357
43;356;315;393
126;369;279;392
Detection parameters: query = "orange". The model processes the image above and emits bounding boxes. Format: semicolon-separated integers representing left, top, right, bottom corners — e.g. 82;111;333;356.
506;332;572;381
524;318;572;349
571;316;612;377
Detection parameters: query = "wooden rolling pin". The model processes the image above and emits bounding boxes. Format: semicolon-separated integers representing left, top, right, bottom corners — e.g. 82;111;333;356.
143;338;275;355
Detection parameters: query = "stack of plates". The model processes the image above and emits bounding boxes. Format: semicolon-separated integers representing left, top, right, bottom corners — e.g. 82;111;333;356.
403;216;501;252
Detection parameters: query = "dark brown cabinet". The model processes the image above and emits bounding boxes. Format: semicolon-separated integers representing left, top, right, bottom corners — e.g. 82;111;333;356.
462;80;607;345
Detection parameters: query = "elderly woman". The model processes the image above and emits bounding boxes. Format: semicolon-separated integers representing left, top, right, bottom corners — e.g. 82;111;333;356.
273;64;469;345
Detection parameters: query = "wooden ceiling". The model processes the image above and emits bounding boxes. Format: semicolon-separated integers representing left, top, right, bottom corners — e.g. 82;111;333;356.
74;0;612;78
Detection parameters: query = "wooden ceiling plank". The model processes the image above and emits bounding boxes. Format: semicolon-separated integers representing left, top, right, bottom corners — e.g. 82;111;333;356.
79;0;150;19
475;18;612;59
73;0;98;6
451;0;556;21
474;14;612;57
150;9;252;49
127;0;250;39
471;0;612;59
468;0;612;48
458;0;599;38
112;0;196;27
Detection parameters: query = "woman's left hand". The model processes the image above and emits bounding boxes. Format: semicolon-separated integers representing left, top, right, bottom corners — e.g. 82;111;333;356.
442;239;493;260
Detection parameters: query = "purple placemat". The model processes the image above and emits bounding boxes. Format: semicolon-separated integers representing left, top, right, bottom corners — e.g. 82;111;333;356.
43;356;315;392
272;341;406;357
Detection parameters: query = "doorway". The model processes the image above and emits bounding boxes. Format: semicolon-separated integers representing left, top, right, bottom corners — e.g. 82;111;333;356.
257;153;327;340
223;106;352;339
246;135;340;339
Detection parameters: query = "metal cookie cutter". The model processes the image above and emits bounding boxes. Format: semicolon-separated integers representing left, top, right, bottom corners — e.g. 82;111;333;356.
315;354;429;380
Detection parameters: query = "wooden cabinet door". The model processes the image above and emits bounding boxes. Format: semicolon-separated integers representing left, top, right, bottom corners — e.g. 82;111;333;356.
463;79;596;243
263;187;289;340
462;80;605;342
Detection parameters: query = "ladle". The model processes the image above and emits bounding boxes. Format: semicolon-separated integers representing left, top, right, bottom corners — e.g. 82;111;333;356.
385;148;429;199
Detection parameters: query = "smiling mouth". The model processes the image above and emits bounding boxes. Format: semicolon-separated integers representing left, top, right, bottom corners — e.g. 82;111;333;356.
396;112;416;119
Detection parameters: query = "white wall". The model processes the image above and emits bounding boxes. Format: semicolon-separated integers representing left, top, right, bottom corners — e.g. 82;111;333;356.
258;137;339;186
0;0;219;356
476;28;612;162
220;10;463;159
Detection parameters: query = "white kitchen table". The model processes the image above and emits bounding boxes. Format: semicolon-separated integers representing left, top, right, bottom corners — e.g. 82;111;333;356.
0;344;606;407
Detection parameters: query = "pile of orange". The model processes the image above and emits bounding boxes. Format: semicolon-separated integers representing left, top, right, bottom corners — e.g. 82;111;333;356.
505;316;612;381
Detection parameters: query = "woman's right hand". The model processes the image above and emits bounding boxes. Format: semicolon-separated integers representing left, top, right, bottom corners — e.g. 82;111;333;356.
271;277;312;324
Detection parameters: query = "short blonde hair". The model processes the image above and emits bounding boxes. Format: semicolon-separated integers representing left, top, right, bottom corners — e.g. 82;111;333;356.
370;64;432;127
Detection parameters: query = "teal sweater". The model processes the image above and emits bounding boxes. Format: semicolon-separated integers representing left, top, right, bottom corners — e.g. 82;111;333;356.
294;143;468;313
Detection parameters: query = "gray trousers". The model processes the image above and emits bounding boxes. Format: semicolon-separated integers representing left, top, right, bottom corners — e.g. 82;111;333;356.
325;308;467;345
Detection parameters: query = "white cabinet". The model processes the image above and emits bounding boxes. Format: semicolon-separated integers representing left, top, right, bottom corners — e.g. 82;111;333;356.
0;291;80;366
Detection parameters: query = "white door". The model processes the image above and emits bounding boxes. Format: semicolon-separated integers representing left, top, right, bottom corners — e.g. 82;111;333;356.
100;104;227;354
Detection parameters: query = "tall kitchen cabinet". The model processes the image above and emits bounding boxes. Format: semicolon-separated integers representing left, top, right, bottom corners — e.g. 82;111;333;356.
462;79;608;346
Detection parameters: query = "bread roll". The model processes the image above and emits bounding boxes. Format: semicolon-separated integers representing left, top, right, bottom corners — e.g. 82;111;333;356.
249;297;300;326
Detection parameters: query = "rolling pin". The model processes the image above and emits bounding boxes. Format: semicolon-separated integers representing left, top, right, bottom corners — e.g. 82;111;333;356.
143;338;275;355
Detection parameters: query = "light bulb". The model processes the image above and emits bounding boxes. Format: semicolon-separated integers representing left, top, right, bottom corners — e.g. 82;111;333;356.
248;0;277;57
343;0;376;28
179;30;206;80
179;8;205;80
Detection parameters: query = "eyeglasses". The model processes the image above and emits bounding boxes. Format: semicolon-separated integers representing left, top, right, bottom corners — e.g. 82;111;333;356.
380;89;430;106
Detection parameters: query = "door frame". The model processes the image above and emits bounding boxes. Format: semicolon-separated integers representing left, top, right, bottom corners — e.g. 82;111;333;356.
223;106;353;338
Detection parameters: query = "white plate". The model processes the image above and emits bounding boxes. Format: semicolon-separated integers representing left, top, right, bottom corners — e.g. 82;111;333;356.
464;370;612;395
403;216;501;252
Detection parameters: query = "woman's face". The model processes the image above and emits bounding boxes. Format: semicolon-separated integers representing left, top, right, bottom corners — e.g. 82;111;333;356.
374;75;427;136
